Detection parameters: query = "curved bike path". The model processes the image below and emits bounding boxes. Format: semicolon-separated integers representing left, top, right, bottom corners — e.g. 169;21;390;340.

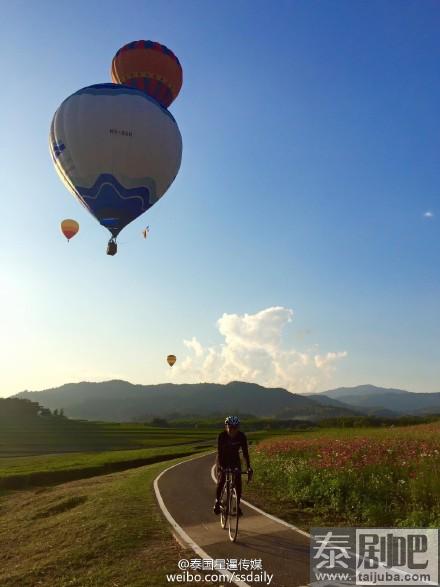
155;452;310;587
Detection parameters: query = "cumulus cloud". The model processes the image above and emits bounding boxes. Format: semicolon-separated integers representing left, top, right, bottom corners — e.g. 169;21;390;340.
314;351;348;371
171;307;347;393
183;336;204;357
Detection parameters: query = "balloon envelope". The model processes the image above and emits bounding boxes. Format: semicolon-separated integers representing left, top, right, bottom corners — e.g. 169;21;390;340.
167;354;176;367
50;84;182;238
111;40;182;108
61;219;79;241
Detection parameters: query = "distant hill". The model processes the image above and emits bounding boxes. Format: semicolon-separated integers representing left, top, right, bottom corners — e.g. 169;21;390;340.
303;389;400;417
14;380;359;422
319;384;410;400
308;384;440;416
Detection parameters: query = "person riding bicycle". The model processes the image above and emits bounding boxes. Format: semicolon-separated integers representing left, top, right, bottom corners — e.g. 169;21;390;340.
213;416;253;516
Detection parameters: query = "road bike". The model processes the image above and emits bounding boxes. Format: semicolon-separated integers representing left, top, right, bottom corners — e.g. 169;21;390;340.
218;467;248;542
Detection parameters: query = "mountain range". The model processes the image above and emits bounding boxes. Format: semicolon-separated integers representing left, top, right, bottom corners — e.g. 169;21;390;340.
12;381;440;422
14;381;357;421
307;384;440;415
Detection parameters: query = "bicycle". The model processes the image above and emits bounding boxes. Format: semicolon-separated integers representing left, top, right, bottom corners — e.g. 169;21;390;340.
218;467;250;542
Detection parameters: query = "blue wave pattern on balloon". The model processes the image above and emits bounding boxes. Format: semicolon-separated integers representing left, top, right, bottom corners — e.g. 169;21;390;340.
71;83;177;122
76;173;152;237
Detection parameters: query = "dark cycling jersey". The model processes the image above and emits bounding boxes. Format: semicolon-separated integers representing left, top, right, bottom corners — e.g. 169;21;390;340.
217;430;250;469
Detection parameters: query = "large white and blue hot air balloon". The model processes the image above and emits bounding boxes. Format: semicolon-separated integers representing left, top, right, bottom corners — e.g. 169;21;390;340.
50;43;183;255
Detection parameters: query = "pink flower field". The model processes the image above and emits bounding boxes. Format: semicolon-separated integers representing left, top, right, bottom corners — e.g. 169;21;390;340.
250;423;440;527
257;435;440;470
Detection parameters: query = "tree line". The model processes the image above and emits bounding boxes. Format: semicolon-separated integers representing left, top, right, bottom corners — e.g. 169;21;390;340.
0;398;66;421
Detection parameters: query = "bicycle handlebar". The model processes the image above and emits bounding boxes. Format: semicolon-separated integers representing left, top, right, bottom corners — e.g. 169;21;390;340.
218;467;251;475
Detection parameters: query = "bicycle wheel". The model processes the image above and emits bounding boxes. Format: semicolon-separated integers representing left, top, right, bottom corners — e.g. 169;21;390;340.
220;483;228;529
228;486;239;542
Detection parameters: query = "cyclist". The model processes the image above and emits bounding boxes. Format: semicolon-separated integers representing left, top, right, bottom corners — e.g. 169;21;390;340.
213;416;253;516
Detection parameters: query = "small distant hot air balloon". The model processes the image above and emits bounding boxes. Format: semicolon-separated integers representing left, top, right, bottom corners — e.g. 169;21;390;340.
167;354;176;367
61;219;79;242
142;226;150;239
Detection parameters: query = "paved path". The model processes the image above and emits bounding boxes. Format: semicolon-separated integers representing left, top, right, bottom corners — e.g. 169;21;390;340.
155;453;311;587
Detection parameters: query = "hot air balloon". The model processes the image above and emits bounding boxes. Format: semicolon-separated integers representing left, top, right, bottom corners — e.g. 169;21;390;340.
111;40;182;108
167;354;176;367
50;83;182;254
61;219;79;241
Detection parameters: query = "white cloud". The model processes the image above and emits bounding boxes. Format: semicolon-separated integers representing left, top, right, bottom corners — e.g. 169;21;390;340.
314;351;348;371
183;336;204;357
171;307;347;393
424;211;434;218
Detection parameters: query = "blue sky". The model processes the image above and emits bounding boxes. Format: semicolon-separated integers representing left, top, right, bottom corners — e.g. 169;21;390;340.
1;0;439;396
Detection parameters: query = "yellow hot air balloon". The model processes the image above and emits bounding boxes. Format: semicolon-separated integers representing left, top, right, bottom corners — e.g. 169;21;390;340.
167;354;176;367
61;219;79;241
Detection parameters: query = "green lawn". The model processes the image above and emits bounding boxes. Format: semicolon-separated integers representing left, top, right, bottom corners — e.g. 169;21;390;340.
0;444;212;489
0;456;215;587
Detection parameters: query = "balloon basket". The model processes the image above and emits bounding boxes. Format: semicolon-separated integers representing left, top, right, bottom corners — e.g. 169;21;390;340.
107;238;118;256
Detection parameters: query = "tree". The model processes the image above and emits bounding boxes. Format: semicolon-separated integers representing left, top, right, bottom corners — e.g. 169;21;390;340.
151;418;169;427
0;398;42;421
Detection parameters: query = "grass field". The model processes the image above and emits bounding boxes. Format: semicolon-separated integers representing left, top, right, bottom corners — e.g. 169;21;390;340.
0;417;304;458
245;421;440;529
0;455;217;587
0;419;221;488
0;419;218;457
0;419;290;489
0;445;209;489
0;417;224;585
